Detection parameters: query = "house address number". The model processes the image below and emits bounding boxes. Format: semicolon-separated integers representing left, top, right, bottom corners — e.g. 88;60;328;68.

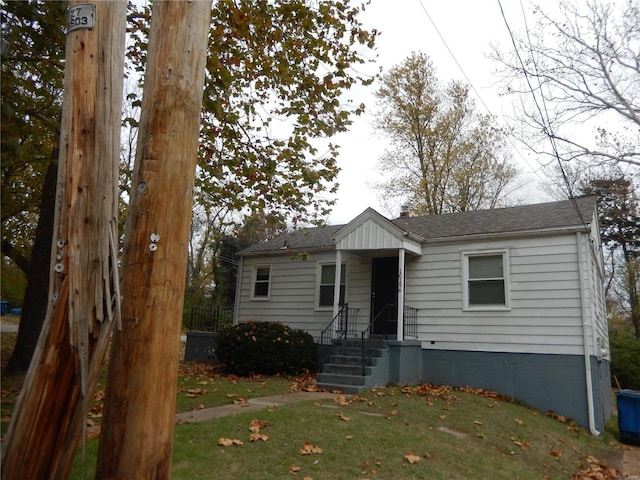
67;4;95;33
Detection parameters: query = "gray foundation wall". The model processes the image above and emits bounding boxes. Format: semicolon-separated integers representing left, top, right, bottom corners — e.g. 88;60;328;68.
421;349;611;432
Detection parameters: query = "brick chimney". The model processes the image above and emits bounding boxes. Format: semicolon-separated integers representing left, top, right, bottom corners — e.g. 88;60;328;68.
399;205;410;217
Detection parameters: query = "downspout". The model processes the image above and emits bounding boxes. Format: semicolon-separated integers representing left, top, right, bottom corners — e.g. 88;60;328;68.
577;231;601;436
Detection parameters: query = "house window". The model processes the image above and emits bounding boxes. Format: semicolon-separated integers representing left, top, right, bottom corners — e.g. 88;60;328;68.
317;263;345;309
252;265;271;300
463;252;508;309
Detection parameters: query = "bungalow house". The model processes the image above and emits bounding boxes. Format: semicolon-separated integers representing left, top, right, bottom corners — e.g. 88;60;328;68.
233;197;611;434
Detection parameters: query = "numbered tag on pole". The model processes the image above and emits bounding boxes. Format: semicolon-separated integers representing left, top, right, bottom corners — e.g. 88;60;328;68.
67;4;95;33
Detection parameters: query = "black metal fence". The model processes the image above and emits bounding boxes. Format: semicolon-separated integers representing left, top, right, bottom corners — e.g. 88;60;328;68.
318;304;359;367
188;305;233;332
403;305;418;338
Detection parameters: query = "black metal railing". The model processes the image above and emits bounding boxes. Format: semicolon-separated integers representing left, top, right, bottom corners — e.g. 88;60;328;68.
403;305;419;338
360;303;394;375
318;303;359;368
188;305;234;332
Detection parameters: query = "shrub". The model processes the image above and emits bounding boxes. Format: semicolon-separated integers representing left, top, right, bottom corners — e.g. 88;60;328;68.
216;321;317;376
610;330;640;390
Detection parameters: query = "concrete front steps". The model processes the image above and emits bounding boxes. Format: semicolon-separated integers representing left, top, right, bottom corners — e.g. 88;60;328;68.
316;339;389;394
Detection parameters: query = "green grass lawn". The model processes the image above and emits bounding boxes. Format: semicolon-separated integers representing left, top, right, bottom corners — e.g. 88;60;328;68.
1;332;624;479
67;383;624;480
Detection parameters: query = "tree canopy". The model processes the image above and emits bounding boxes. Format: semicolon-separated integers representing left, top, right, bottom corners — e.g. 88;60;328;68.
580;174;640;337
127;0;379;228
373;52;519;216
1;1;66;273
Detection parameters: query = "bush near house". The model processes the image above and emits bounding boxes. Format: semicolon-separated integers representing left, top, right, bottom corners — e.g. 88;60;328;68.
610;330;640;390
216;321;317;376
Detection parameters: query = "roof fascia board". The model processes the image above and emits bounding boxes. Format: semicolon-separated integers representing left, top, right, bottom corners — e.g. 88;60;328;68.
423;225;591;244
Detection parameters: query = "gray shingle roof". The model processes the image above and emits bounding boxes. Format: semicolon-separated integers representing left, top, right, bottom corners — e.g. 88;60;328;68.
239;197;597;256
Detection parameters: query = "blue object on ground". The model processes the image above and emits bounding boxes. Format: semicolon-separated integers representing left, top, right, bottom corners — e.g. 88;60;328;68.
0;301;8;315
9;307;22;315
616;389;640;445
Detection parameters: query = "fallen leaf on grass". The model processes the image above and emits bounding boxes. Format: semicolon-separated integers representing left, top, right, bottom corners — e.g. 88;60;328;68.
514;418;523;425
345;435;353;440
390;409;399;416
438;414;447;420
218;437;243;447
549;449;562;459
510;437;532;451
249;433;269;442
249;419;270;433
404;452;421;464
299;442;323;455
334;395;350;407
289;465;301;474
185;388;207;398
335;412;351;421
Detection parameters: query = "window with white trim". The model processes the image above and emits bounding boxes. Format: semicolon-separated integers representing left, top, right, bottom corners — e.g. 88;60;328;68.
463;252;509;309
317;263;345;309
251;265;271;300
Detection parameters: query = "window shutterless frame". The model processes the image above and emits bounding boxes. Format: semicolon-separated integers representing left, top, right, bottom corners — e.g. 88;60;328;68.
315;262;346;310
251;265;272;300
462;250;510;311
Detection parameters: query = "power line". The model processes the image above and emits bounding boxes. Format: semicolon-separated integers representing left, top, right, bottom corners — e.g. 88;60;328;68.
498;0;591;232
415;0;545;182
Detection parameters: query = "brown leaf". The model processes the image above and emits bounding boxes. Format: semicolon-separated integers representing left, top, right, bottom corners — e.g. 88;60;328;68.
218;437;243;447
549;449;562;459
249;419;270;433
334;395;350;407
289;465;301;474
335;412;351;421
404;452;421;464
299;442;323;455
249;433;269;442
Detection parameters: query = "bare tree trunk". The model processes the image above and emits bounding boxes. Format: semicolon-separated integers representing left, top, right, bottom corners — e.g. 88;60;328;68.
1;2;126;479
96;2;210;478
5;157;57;373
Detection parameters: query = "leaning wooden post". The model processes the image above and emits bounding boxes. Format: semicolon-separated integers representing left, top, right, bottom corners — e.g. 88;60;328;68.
1;2;126;479
96;1;210;477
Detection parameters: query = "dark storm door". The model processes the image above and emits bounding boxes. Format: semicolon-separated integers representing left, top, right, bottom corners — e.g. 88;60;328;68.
371;257;398;336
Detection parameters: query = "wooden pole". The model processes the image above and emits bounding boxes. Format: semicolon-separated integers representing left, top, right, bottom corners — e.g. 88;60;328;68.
1;2;126;478
96;1;210;477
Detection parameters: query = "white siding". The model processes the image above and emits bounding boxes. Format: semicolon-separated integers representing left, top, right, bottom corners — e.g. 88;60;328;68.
236;228;608;358
236;252;372;340
406;234;588;355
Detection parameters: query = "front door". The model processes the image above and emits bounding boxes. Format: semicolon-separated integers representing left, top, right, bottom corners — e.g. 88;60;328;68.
371;256;398;336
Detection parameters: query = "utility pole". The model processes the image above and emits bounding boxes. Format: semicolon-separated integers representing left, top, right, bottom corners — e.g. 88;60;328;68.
1;2;126;479
96;1;210;478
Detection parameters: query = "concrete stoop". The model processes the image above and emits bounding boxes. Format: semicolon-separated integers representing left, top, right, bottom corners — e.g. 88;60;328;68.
316;340;389;394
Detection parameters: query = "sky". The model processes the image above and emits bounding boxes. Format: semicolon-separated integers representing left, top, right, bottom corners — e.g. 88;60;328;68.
326;0;551;225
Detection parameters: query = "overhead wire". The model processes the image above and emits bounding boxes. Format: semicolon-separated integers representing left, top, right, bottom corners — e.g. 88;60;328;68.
498;0;594;239
415;0;545;183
